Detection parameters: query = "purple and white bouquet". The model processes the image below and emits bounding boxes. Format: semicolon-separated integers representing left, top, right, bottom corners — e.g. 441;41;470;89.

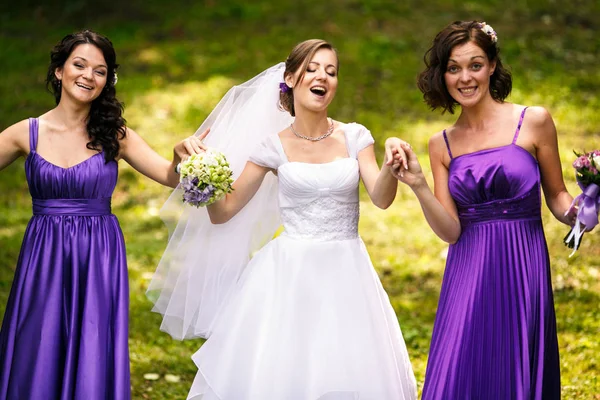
564;150;600;255
179;149;234;207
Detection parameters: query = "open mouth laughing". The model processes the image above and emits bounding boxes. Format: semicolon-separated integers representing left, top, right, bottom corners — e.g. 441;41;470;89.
76;82;93;91
310;86;327;97
458;86;477;96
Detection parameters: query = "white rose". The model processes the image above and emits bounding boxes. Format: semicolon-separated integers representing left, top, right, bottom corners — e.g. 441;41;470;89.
593;154;600;167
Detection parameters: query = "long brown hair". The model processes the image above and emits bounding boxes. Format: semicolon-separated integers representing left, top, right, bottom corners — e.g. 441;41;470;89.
46;30;126;161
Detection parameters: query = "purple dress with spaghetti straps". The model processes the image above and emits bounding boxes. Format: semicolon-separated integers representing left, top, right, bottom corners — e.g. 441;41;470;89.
422;108;561;399
0;118;130;399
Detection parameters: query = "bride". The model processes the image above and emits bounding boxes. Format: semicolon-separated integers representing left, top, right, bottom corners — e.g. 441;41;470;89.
148;39;417;400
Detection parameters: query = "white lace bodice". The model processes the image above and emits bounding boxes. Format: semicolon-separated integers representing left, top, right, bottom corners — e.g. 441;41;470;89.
249;122;374;242
278;159;361;241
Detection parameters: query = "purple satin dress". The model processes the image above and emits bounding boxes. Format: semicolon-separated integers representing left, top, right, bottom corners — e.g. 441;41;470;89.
0;118;131;399
422;108;561;399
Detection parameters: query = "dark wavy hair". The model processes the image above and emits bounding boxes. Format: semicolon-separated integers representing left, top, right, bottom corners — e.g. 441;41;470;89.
46;30;126;161
417;20;512;114
279;39;338;117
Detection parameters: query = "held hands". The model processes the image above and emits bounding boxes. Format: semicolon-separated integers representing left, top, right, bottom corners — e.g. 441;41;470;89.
174;128;210;161
385;138;425;188
384;137;409;174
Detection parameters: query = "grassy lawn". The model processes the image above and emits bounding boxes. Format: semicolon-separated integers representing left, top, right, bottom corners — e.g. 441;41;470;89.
0;0;599;398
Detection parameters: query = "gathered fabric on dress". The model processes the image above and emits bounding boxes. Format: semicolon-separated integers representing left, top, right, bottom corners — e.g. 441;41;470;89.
422;107;561;400
0;118;130;400
187;123;417;400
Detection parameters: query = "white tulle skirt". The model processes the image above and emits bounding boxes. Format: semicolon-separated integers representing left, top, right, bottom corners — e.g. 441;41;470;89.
187;234;417;400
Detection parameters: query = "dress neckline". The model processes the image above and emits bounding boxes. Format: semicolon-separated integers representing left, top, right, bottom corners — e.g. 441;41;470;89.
27;117;110;171
31;151;107;171
275;122;352;166
449;143;537;166
281;157;356;167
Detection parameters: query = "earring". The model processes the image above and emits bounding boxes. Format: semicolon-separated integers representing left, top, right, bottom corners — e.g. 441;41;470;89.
57;79;62;89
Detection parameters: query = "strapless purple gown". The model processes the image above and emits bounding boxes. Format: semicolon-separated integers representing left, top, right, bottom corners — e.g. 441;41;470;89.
422;107;561;399
0;118;130;399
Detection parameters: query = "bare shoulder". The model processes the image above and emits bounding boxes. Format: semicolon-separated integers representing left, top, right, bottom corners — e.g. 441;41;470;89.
277;126;292;139
118;126;139;144
122;126;136;137
428;129;453;168
335;119;371;136
428;130;447;154
1;119;31;149
524;106;554;128
115;126;137;158
521;105;559;148
2;119;30;136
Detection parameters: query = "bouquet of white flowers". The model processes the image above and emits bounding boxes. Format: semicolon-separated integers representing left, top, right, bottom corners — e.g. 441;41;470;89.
178;149;234;207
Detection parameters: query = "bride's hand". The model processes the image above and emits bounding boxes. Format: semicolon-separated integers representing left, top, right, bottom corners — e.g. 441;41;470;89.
384;137;409;173
391;143;426;188
175;128;210;161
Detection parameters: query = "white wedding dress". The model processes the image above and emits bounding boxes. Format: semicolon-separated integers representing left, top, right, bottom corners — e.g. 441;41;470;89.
187;123;417;400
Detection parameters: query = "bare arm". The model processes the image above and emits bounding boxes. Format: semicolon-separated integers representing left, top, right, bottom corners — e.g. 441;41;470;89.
528;106;574;225
357;140;403;209
0;120;29;171
207;161;271;224
120;127;208;188
394;134;461;243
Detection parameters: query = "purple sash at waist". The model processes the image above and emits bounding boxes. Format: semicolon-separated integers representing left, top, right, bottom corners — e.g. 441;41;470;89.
32;198;112;216
457;186;541;227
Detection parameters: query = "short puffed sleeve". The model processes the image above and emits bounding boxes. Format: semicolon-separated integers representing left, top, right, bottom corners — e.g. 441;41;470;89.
346;123;375;158
248;135;283;170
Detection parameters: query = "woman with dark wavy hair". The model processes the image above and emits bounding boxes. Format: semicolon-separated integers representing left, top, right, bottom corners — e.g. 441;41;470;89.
392;21;574;399
0;30;204;399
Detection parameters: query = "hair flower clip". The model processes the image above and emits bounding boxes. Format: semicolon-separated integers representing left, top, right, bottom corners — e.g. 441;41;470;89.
478;22;498;43
279;82;290;93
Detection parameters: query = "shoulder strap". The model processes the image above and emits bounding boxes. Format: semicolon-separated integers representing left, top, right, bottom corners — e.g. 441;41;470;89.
442;129;453;159
512;107;529;144
28;118;39;153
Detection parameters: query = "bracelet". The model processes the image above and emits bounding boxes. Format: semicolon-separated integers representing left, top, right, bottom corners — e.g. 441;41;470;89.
175;163;181;174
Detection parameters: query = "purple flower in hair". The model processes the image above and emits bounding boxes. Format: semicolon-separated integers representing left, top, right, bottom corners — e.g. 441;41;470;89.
279;82;291;93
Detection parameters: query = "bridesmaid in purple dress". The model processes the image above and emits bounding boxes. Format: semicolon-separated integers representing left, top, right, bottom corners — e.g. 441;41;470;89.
0;31;204;399
390;21;576;399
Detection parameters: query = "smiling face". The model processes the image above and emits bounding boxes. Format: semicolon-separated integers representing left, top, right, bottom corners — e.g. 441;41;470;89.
285;47;338;114
444;41;496;108
55;43;108;105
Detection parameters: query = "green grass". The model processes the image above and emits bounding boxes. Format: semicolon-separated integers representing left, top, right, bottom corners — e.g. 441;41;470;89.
1;0;599;398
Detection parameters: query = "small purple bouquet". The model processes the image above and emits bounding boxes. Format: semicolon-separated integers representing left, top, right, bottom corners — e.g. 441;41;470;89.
564;150;600;255
179;149;234;207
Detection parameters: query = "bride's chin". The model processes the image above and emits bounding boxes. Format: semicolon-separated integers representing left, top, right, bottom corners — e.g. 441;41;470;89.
308;102;332;112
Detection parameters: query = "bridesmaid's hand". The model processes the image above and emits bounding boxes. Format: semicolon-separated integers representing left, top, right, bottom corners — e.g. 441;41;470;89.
392;143;427;188
174;128;210;161
384;137;408;174
564;205;578;227
565;205;596;232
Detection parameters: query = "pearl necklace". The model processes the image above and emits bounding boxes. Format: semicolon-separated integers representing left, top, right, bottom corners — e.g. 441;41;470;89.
290;118;334;142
